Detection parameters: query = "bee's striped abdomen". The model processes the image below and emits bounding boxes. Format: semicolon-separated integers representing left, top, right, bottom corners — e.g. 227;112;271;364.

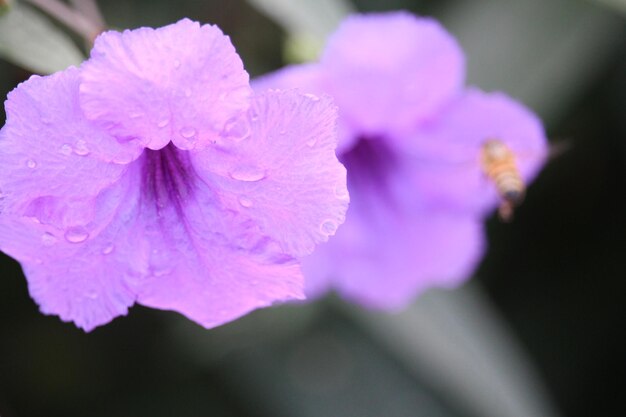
480;139;525;221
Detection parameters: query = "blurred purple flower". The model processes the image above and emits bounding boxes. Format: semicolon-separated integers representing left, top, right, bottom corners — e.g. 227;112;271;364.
254;12;547;308
0;19;348;331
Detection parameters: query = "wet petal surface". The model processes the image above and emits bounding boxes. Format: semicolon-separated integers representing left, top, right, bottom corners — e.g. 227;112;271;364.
79;18;251;150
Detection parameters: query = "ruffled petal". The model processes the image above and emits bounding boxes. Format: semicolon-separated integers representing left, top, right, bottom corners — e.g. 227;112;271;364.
79;18;251;150
0;169;145;331
0;67;140;222
320;12;464;140
252;64;324;96
191;90;349;257
132;178;305;329
410;88;548;215
252;64;359;153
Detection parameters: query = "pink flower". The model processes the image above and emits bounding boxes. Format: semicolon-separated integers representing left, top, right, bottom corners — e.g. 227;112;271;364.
254;12;547;308
0;19;348;331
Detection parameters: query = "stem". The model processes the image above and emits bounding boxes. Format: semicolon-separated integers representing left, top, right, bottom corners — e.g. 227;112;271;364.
22;0;104;45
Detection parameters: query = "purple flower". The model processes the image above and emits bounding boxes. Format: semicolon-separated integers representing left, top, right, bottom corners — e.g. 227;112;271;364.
254;12;548;309
0;19;349;331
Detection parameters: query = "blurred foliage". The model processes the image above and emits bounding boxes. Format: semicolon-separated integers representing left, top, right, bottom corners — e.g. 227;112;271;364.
246;0;354;61
0;0;12;16
0;1;84;74
594;0;626;14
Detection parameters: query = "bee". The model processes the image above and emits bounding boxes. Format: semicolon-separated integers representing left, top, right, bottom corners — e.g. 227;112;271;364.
479;139;525;222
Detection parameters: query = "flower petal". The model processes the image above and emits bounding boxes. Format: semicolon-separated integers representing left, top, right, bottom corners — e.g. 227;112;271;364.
0;67;139;220
132;178;305;329
302;138;484;308
0;170;144;331
303;190;485;309
191;90;349;258
79;18;251;150
320;12;464;140
410;88;548;215
252;64;359;153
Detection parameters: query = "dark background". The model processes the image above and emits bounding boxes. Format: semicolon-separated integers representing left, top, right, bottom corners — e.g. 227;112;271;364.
1;0;625;416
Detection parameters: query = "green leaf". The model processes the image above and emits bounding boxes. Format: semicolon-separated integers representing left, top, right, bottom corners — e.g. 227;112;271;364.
0;2;85;74
246;0;354;62
0;0;12;17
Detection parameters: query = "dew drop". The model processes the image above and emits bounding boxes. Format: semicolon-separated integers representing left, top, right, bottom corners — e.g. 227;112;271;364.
41;232;57;246
238;196;253;207
224;117;250;141
279;129;287;135
180;126;197;139
60;144;72;155
304;93;320;102
229;166;266;182
86;291;99;300
157;119;170;128
184;88;192;98
320;219;338;235
173;59;181;68
73;140;90;156
26;159;36;168
64;226;89;243
306;138;317;147
102;243;115;255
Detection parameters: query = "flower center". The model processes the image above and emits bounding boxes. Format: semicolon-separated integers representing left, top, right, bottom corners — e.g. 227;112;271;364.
141;144;196;216
340;137;399;207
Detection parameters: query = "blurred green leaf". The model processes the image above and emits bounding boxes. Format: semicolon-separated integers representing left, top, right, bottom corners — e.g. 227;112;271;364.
0;0;12;16
0;1;85;74
591;0;626;14
246;0;354;62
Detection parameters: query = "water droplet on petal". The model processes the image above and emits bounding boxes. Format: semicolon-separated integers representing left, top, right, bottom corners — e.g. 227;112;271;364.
306;138;317;147
184;89;192;98
74;140;90;156
157;119;170;128
173;59;181;68
102;243;115;254
180;126;197;139
320;219;338;235
279;129;287;135
238;196;253;207
64;226;89;243
224;117;250;141
41;232;57;246
60;144;72;155
304;93;320;102
26;159;36;168
229;166;266;182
